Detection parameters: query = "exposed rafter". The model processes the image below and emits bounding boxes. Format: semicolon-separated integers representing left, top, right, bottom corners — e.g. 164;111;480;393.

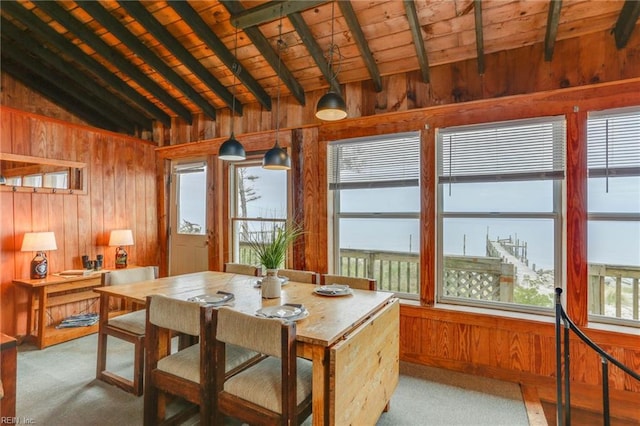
168;1;270;112
231;0;326;29
474;0;485;74
404;0;430;83
614;0;640;49
35;1;186;125
1;1;171;127
1;59;129;133
544;0;563;61
338;1;382;92
289;12;342;95
221;0;306;106
76;0;218;122
1;18;150;131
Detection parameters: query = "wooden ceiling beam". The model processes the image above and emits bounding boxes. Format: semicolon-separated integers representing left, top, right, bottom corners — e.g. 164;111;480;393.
289;12;342;94
221;0;305;106
544;0;563;61
614;0;640;49
474;0;485;74
0;1;172;127
1;17;151;131
77;1;218;122
338;1;382;92
231;0;326;29
0;57;132;134
404;0;430;83
168;1;270;112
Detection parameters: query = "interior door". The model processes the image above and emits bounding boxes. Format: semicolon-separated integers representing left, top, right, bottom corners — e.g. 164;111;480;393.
169;160;209;276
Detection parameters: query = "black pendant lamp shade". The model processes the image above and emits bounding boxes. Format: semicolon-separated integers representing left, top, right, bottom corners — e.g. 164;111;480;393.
262;141;290;170
219;133;246;161
316;90;347;121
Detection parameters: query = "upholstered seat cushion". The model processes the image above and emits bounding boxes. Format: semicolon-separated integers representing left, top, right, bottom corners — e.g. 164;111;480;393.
158;343;259;383
223;357;313;413
108;309;146;335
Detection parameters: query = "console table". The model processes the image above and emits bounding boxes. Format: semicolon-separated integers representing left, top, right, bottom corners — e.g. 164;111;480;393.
0;333;16;418
13;272;106;349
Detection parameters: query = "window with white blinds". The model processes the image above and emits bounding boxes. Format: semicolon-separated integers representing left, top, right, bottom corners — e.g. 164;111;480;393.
437;117;566;183
328;132;420;189
587;107;640;178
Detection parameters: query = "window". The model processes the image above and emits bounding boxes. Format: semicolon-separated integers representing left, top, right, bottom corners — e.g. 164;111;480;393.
230;161;288;267
437;117;566;312
587;107;640;326
175;162;207;235
328;132;421;297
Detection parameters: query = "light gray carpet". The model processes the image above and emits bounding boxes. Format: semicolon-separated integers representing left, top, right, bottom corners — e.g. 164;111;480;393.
16;334;529;425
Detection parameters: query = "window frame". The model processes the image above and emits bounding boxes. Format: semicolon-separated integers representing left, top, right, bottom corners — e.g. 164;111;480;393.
329;132;421;299
435;117;566;314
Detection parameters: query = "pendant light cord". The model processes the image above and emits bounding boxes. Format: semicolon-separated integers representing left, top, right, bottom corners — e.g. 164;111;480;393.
327;0;340;85
275;5;284;146
230;27;239;136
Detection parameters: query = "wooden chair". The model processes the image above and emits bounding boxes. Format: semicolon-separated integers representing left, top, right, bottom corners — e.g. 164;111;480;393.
277;268;317;284
223;263;260;276
321;274;377;290
143;295;260;425
96;266;158;396
213;307;313;426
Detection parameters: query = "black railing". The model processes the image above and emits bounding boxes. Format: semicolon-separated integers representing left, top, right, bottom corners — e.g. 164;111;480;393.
554;288;640;426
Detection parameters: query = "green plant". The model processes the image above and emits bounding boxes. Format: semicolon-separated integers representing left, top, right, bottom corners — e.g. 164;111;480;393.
246;221;303;270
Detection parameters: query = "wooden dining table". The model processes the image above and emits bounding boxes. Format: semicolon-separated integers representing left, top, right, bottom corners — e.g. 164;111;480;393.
94;270;399;426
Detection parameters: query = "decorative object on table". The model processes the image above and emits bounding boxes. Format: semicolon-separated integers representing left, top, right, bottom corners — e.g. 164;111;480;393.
82;254;90;269
108;229;133;269
21;231;57;279
95;254;103;270
246;220;303;299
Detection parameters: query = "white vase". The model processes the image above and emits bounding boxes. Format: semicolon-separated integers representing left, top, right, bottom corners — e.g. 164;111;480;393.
261;269;281;299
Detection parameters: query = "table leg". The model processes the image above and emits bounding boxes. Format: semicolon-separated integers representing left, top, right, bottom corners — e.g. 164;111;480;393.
96;293;110;378
310;345;329;426
36;288;47;349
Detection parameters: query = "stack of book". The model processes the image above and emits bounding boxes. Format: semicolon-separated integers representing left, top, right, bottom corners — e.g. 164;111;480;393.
55;313;99;328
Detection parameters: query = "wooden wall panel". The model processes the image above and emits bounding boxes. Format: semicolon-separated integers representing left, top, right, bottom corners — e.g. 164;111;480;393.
0;107;158;337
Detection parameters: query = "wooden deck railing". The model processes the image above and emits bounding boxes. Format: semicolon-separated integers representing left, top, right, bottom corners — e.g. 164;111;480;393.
239;244;638;321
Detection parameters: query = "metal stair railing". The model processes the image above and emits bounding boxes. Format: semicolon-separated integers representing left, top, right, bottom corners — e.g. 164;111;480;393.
555;288;640;426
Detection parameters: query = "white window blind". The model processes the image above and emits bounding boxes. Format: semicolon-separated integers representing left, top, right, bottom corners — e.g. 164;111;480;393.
438;117;566;183
328;132;420;190
587;107;640;178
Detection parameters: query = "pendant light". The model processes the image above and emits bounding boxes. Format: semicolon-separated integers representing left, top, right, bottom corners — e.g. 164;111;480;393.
315;0;347;121
219;27;245;161
262;8;291;170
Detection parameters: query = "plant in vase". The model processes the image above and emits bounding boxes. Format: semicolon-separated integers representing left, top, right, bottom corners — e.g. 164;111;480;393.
247;221;303;298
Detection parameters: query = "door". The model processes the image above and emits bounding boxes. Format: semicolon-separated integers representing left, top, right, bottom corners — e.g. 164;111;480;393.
169;160;209;276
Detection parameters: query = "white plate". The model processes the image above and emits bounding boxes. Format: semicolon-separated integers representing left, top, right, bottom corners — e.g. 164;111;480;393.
256;305;308;321
255;276;289;287
187;292;234;305
314;284;352;297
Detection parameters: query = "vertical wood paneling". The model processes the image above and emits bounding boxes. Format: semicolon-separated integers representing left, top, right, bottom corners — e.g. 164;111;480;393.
1;107;158;336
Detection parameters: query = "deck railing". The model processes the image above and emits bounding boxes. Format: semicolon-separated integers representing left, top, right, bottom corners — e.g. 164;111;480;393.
239;244;638;321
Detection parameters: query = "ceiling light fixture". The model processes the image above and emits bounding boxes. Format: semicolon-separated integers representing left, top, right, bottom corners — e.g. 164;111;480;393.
315;0;347;121
219;27;246;161
262;7;291;170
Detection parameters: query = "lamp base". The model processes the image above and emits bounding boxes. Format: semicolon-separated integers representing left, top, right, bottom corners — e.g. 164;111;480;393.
31;252;48;279
115;247;128;269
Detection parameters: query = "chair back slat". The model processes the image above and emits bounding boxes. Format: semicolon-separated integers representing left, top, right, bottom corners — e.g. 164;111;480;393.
148;294;202;336
216;307;287;357
102;266;158;285
278;269;317;284
223;263;260;276
322;274;376;290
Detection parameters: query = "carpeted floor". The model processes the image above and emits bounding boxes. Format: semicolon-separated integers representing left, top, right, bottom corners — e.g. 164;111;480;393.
16;334;530;425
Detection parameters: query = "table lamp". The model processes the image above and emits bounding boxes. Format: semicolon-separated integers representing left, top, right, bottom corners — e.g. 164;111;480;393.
109;229;134;269
21;232;57;279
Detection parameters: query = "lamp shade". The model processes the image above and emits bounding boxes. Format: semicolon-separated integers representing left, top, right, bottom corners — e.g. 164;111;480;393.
219;133;246;161
262;144;291;170
316;91;347;121
21;232;57;252
108;229;134;247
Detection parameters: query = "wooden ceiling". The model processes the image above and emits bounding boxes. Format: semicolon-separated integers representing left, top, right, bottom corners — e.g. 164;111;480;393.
1;0;638;134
